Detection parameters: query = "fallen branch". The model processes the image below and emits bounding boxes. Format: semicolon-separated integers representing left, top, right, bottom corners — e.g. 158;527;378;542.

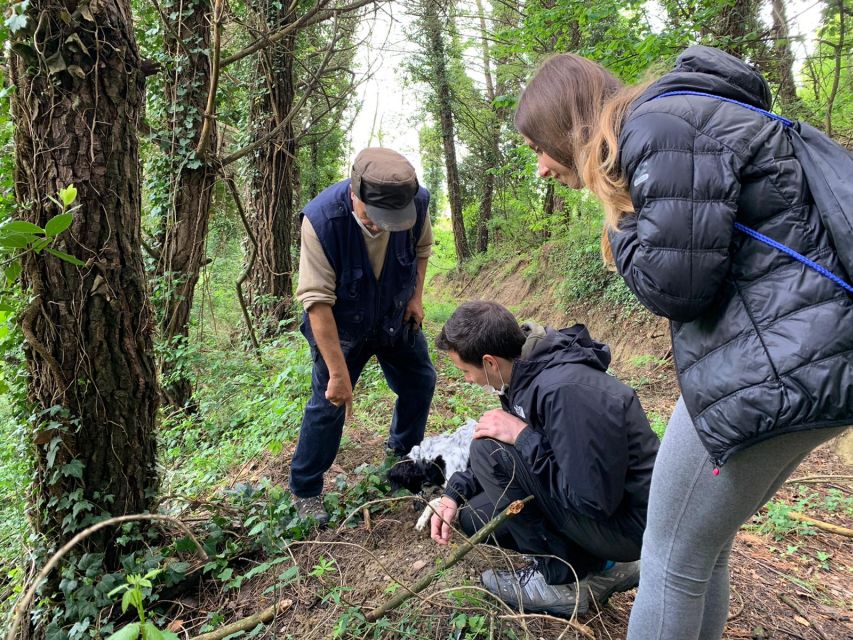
365;496;533;622
779;594;830;640
787;511;853;538
189;599;292;640
786;474;853;485
7;514;207;640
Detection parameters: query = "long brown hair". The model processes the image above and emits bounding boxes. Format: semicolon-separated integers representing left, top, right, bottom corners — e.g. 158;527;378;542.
515;54;653;263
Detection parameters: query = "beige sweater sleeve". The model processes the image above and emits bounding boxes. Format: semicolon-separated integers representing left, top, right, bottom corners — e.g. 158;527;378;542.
416;215;434;258
296;216;336;310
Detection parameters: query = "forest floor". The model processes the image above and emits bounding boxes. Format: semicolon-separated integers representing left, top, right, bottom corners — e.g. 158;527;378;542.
164;255;852;640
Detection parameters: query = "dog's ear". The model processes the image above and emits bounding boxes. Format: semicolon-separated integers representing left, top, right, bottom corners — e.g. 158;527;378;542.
387;459;427;494
423;455;447;487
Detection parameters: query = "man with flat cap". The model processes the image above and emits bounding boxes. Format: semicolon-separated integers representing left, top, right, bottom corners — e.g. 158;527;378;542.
290;147;437;524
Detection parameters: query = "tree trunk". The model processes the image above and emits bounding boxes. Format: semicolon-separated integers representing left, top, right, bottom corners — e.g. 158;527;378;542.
424;0;469;262
156;0;218;408
770;0;799;109
10;0;158;559
474;0;499;254
247;0;298;333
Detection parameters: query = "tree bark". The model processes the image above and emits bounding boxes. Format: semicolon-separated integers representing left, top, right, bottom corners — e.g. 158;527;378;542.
156;0;218;408
10;0;158;558
423;0;469;262
247;0;299;333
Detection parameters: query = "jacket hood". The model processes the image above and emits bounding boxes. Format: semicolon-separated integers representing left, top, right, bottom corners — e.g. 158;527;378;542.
511;323;611;390
633;45;771;112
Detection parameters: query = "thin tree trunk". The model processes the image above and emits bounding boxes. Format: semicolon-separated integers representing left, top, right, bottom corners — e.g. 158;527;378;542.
474;0;498;254
825;0;845;136
157;0;218;408
10;0;158;560
770;0;799;108
424;0;469;262
247;0;298;333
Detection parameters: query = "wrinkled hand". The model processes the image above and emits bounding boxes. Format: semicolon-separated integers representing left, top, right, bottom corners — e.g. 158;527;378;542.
430;496;458;546
403;297;424;326
474;408;527;445
326;373;353;421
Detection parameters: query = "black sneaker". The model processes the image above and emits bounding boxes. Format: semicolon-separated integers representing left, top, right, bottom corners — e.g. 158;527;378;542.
586;560;640;604
481;563;589;617
294;495;330;527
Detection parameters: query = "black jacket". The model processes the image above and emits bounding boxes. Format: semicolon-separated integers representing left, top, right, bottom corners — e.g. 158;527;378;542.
446;325;659;537
610;46;853;466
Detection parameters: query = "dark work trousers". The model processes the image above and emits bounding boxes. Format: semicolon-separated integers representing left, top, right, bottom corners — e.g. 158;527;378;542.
458;437;643;585
289;329;436;498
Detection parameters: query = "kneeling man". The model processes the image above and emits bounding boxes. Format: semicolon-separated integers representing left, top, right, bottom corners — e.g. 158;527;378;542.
431;301;659;616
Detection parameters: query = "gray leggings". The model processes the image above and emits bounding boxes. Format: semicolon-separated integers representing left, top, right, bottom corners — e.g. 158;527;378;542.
627;398;848;640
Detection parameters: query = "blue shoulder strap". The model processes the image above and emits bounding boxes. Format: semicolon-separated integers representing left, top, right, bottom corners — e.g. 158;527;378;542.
650;91;853;294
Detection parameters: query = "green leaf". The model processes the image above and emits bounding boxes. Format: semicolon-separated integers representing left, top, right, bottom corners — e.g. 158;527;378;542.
45;213;73;237
59;184;78;207
143;624;167;640
1;220;43;234
61;459;84;478
121;588;134;614
0;233;35;248
105;623;140;640
45;248;85;266
4;261;21;285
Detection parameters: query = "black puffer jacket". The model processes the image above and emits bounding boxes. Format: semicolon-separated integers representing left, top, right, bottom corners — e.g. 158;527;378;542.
446;324;659;537
609;46;853;466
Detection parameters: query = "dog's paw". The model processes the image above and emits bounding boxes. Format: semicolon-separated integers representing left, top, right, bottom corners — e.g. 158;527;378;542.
415;497;441;532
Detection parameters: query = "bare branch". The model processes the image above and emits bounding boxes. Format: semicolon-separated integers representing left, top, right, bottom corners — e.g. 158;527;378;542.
196;0;225;157
220;21;343;166
221;173;262;357
220;0;385;69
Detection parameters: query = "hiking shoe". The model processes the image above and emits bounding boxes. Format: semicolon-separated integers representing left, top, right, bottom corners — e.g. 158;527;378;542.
481;563;589;617
294;495;329;527
587;560;640;605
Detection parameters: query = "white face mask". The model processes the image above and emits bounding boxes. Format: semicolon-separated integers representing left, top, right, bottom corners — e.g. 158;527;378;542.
482;362;508;396
352;211;382;239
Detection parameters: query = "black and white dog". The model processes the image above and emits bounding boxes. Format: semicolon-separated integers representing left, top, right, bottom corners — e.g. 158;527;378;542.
387;420;476;531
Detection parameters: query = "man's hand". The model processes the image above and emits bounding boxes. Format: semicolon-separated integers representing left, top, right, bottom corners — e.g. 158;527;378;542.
430;496;458;546
403;297;424;326
474;408;527;445
326;372;353;421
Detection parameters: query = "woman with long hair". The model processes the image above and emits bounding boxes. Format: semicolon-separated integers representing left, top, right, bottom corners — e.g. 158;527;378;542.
515;46;852;639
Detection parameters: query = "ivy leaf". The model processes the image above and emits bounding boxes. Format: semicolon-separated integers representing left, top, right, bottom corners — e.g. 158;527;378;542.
61;459;84;478
105;623;140;640
45;248;85;266
45;213;73;237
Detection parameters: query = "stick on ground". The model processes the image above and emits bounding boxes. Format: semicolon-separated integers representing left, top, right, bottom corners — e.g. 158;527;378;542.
366;496;533;622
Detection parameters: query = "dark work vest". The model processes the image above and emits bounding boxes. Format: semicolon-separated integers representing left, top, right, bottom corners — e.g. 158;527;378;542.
300;179;429;345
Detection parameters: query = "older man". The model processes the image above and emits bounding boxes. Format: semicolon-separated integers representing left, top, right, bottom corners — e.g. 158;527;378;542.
290;148;437;525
